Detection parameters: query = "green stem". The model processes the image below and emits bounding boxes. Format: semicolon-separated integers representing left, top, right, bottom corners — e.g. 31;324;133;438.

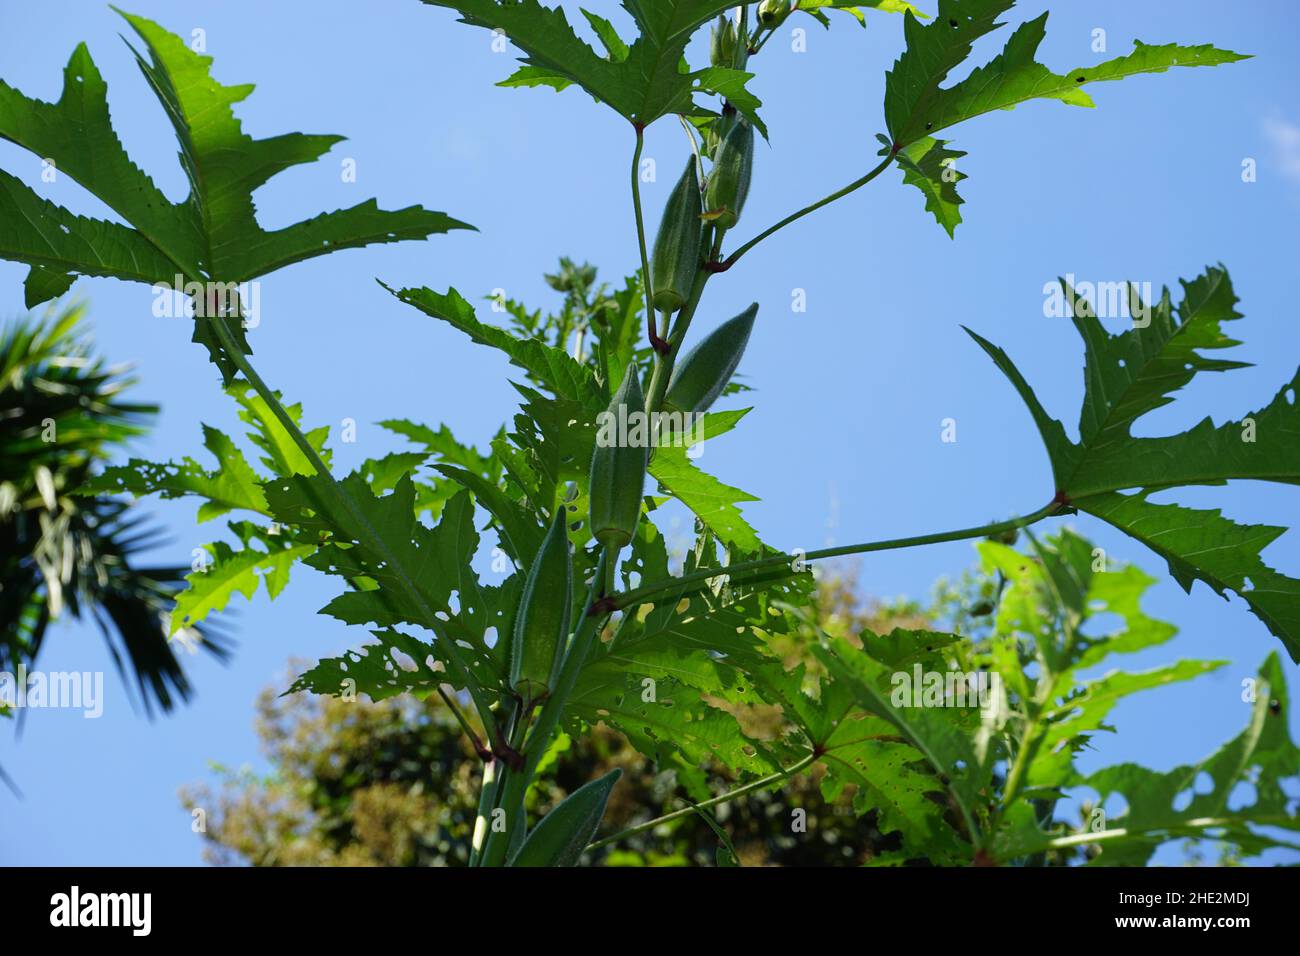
436;686;488;759
469;758;500;867
586;750;818;852
612;501;1063;612
997;717;1044;838
1043;820;1300;854
205;316;504;751
721;153;895;269
678;113;706;184
630;126;659;351
644;265;711;414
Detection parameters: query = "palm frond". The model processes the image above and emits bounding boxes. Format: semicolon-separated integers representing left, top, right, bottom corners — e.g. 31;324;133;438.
0;302;231;716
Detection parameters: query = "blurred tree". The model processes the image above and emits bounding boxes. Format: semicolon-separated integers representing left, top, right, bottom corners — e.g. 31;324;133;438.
0;302;229;716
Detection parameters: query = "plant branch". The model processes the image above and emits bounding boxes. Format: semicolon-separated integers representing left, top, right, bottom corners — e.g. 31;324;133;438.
612;501;1064;612
205;315;504;751
436;686;490;760
468;757;500;867
717;152;896;270
631;126;668;355
644;260;711;413
1042;819;1300;855
586;750;818;852
678;113;706;184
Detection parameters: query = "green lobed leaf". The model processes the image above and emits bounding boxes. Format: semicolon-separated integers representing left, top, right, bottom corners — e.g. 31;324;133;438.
883;134;967;238
879;1;1244;234
1000;654;1300;864
647;408;762;552
968;265;1300;660
0;9;469;381
883;1;1246;149
266;481;509;690
421;0;766;132
383;282;599;405
174;524;315;634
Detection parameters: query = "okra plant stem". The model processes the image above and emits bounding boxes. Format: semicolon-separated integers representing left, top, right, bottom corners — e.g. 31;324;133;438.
586;750;817;852
469;758;500;867
644;263;712;413
610;501;1065;612
630;126;664;354
436;687;489;759
205;314;505;753
721;152;896;269
678;113;706;183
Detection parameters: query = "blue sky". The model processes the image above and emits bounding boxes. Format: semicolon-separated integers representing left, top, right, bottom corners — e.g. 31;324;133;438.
1;0;1297;866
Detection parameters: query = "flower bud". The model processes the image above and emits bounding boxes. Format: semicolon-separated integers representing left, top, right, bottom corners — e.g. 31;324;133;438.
710;14;736;68
758;0;793;28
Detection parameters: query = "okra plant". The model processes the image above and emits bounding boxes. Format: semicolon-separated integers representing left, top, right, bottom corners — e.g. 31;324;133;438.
3;2;1298;865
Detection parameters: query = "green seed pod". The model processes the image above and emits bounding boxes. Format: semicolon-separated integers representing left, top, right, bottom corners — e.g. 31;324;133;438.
650;159;703;314
664;303;758;415
705;118;754;231
589;365;648;551
509;511;572;706
509;769;622;867
758;0;793;28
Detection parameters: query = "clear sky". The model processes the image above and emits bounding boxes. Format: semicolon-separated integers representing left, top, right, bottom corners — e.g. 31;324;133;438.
1;0;1297;866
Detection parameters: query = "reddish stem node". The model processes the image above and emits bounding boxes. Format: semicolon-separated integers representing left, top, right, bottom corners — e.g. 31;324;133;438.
493;742;526;772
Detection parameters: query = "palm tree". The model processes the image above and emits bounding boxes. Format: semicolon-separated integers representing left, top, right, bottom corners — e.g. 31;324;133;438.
0;301;229;717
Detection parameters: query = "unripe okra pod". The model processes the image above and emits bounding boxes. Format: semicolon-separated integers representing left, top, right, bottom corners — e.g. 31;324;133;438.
588;364;648;551
509;768;622;867
650;158;704;314
705;118;754;232
509;510;572;708
664;302;758;415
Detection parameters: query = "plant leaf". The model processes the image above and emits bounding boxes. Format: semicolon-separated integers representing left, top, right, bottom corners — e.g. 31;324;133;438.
884;134;967;237
383;283;599;405
648;409;761;552
175;526;315;633
1000;653;1300;864
0;9;469;381
968;265;1300;660
883;1;1246;149
421;0;765;132
510;768;621;867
